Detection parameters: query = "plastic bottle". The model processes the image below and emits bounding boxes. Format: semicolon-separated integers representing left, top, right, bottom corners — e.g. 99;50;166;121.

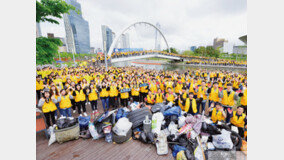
143;115;151;133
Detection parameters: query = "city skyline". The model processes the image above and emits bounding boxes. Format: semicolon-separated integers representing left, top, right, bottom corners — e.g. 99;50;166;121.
40;0;247;52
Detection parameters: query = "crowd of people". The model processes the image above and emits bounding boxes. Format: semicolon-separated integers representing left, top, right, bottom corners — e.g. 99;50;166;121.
36;65;247;138
94;50;247;67
186;59;247;67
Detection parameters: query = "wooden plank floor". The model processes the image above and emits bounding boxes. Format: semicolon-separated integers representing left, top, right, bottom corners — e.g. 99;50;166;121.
36;100;173;160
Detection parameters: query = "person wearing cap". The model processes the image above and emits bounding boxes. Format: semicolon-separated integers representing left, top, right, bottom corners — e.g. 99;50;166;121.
38;89;58;127
207;102;226;124
181;92;198;115
220;83;239;123
230;106;247;138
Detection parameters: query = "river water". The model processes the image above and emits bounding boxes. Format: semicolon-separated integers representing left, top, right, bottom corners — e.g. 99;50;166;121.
112;60;247;73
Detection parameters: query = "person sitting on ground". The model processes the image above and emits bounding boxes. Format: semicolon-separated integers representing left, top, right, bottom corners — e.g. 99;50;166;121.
182;92;198;115
207;102;226;124
229;106;247;138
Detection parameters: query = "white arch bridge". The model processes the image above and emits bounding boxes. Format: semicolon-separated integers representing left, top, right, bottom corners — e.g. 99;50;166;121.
107;22;181;63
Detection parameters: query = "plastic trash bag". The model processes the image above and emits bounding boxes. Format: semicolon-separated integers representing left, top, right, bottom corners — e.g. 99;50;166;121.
151;112;164;135
212;129;233;150
78;116;91;130
176;150;187;160
172;145;187;158
105;133;112;143
113;117;132;136
185;114;197;124
56;117;68;129
139;131;148;143
185;149;194;160
151;103;165;113
116;108;128;121
88;122;99;140
156;131;168;155
194;145;205;160
168;121;178;135
146;132;155;144
177;124;192;136
48;126;56;146
163;106;181;117
178;116;186;128
130;102;139;111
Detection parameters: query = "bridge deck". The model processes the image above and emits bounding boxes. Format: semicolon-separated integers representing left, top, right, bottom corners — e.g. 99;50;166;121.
111;53;181;63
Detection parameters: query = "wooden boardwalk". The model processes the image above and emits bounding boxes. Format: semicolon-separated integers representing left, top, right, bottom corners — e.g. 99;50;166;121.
36;101;173;160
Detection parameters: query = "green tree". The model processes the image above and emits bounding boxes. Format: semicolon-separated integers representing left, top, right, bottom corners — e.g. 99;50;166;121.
163;47;179;54
36;0;76;65
181;50;194;56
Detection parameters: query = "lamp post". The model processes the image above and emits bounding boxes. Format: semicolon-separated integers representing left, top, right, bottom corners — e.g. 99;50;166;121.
104;41;108;71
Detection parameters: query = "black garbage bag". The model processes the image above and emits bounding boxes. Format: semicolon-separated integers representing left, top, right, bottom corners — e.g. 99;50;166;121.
202;124;221;135
139;132;148;143
95;122;104;135
185;149;194;160
231;131;242;150
170;115;179;123
67;118;78;127
151;103;165;113
56;118;68;129
146;132;155;144
178;135;188;147
201;122;208;131
216;124;231;131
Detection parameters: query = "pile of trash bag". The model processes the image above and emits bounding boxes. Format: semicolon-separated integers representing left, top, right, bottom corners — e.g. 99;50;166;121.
48;101;244;159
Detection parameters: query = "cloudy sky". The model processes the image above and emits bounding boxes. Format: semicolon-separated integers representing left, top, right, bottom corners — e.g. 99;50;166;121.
40;0;247;52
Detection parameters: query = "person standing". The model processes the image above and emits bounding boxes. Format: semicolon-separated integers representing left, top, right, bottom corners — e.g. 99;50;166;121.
38;89;58;127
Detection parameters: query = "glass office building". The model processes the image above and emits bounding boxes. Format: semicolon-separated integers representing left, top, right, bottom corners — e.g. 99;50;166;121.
101;25;113;53
64;0;90;54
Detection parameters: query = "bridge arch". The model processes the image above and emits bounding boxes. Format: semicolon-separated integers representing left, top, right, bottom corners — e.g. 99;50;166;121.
107;22;170;57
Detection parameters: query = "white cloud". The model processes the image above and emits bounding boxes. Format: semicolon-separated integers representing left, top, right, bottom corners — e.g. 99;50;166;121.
40;0;247;51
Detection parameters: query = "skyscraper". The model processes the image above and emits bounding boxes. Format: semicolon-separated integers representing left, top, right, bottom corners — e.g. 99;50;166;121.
155;23;161;51
213;37;228;51
120;33;130;48
101;25;113;53
63;0;90;54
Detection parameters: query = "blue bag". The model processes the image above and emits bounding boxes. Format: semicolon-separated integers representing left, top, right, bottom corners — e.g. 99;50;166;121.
78;116;91;130
163;106;181;117
172;145;187;158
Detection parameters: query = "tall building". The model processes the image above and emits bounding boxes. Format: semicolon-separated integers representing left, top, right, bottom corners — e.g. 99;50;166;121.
120;33;130;48
36;23;42;37
63;0;90;54
101;25;114;53
213;38;228;51
155;23;161;51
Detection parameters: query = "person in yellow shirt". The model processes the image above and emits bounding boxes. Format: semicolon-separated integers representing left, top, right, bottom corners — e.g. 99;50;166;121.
207;102;226;124
86;84;99;113
230;106;247;138
181;92;198;115
72;84;88;117
109;81;119;109
239;83;247;114
57;89;74;118
38;89;58;127
146;91;156;105
131;82;140;102
36;75;44;104
155;88;164;104
120;82;130;107
195;81;208;113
